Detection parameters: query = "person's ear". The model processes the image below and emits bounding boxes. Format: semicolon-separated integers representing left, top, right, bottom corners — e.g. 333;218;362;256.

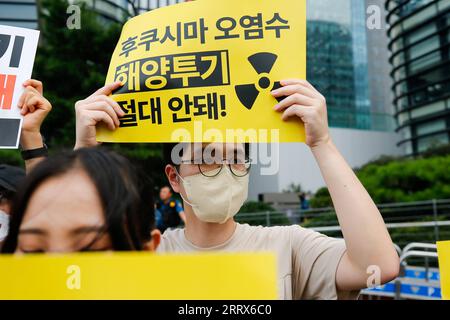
165;164;180;193
143;229;161;251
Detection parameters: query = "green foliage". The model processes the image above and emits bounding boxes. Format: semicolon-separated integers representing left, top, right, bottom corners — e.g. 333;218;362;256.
305;150;450;249
236;201;291;226
0;150;24;167
301;212;342;238
310;154;450;207
421;143;450;158
357;155;450;203
238;201;275;213
282;183;302;193
310;187;332;208
35;0;122;147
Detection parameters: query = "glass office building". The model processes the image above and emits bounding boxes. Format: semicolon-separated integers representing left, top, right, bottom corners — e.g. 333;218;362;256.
307;20;357;128
135;0;184;13
0;0;185;30
0;0;39;29
307;0;396;132
352;0;372;129
387;0;450;155
366;0;396;131
86;0;131;23
0;0;131;28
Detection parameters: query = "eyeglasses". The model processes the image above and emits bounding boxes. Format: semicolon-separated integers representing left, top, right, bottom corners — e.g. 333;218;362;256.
180;158;252;177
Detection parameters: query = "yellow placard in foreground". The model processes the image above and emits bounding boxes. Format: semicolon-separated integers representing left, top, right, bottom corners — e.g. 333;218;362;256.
0;252;277;300
97;0;306;143
437;241;450;300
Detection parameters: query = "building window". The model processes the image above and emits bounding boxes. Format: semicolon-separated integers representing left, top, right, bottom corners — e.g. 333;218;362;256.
408;50;441;74
407;35;440;61
405;141;413;155
403;4;437;30
405;23;437;45
399;126;412;140
438;0;450;11
411;100;446;118
415;119;447;136
0;4;37;20
417;133;449;152
388;1;450;155
398;111;410;125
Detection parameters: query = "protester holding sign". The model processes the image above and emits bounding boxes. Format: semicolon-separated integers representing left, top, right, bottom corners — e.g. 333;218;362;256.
73;78;400;299
25;0;399;300
156;79;400;300
70;0;400;300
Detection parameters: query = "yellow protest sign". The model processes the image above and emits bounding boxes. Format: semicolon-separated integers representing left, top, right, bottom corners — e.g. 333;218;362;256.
97;0;306;143
437;241;450;300
0;252;277;300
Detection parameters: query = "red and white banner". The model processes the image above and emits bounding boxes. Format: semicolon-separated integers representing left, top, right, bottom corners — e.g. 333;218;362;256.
0;25;39;149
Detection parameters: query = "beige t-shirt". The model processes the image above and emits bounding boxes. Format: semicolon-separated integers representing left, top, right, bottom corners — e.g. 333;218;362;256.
157;223;360;300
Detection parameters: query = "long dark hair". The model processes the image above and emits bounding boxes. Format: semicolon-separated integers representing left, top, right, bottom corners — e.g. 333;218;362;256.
1;148;154;253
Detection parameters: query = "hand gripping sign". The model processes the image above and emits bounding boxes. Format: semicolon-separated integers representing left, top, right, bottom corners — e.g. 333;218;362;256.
97;0;306;143
0;25;39;149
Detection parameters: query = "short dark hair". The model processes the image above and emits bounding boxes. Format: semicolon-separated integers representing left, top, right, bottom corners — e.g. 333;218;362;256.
1;148;154;253
160;185;173;193
163;143;180;167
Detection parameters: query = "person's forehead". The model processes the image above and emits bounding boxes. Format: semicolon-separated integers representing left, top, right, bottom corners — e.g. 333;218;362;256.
21;170;104;228
183;143;245;156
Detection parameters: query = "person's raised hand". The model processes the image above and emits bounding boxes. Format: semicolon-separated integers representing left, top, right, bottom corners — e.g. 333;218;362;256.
18;79;52;149
271;79;330;149
74;81;125;149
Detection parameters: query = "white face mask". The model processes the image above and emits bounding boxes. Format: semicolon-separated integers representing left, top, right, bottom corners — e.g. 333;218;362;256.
0;210;10;242
176;167;249;224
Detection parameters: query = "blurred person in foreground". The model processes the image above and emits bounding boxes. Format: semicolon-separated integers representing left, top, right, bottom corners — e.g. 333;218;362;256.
1;148;160;253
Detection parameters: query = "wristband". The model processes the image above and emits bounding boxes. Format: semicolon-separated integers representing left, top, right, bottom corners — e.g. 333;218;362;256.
21;144;48;160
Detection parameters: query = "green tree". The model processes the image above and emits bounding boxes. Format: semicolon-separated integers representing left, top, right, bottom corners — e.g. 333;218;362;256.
35;0;122;147
310;187;332;208
282;183;302;193
309;152;450;208
236;201;291;226
238;201;276;214
357;155;450;203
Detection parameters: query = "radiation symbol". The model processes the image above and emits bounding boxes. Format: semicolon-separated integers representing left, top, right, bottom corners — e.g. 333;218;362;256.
234;52;284;110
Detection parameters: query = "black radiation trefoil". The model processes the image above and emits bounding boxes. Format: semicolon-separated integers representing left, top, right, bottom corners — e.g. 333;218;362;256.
235;52;283;110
